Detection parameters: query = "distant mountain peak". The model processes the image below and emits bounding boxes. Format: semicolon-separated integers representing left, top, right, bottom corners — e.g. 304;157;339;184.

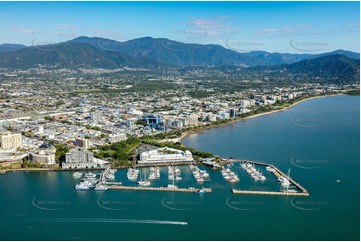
0;43;27;52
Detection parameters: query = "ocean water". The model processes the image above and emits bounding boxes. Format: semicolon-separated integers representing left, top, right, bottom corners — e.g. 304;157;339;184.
0;95;359;241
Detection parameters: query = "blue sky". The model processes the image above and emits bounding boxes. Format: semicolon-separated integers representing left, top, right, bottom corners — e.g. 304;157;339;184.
0;1;359;53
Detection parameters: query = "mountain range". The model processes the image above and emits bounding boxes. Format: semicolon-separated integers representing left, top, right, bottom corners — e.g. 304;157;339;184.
67;36;360;67
0;36;359;81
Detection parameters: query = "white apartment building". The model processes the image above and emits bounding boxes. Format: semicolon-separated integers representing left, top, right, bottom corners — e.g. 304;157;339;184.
0;132;22;150
139;147;193;164
62;147;96;169
107;133;127;143
188;114;199;126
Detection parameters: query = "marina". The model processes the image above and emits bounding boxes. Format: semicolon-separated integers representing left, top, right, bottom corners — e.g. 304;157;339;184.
227;159;309;195
71;158;310;196
221;165;240;183
0;95;357;241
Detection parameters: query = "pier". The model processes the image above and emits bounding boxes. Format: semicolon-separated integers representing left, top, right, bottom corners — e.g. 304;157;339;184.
232;189;309;196
100;166;111;183
84;158;309;196
268;164;309;194
225;159;310;196
105;185;212;193
102;181;122;185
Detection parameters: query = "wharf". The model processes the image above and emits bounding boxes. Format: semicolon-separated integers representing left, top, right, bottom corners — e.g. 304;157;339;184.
232;189;309;196
268;164;309;194
100;167;111;183
102;181;122;185
105;185;212;193
226;159;310;196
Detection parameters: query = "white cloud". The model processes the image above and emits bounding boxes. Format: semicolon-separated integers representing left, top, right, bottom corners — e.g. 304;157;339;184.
55;24;76;31
10;27;42;35
55;32;77;38
182;16;238;40
257;25;309;36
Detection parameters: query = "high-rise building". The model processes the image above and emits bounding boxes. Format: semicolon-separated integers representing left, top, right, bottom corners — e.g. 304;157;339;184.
188;114;198;126
89;111;99;121
229;108;236;118
208;115;217;122
240;100;251;108
173;120;183;128
38;125;44;134
76;138;90;149
0;132;22;150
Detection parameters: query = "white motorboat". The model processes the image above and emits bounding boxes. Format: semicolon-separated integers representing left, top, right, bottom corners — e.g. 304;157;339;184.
73;172;83;178
75;184;89;190
84;172;96;178
94;184;108;191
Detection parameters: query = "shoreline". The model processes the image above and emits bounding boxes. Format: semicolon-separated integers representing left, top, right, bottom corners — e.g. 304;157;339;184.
0;93;345;172
178;93;343;142
0;168;51;173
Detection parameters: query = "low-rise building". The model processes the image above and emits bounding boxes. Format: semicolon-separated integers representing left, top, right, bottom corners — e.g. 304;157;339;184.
107;133;127;143
29;142;56;165
62;147;97;169
139;147;193;164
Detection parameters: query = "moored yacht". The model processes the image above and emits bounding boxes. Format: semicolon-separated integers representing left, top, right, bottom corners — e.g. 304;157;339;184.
84;172;96;178
94;184;108;191
73;172;83;178
75;184;89;190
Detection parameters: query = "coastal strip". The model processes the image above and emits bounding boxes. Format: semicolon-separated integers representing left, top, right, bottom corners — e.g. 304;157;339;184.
178;93;343;143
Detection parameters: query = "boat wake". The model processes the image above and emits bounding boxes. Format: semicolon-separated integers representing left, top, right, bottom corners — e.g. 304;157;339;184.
34;218;188;225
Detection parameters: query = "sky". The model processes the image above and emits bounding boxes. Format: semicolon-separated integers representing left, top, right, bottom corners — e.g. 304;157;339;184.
0;1;359;54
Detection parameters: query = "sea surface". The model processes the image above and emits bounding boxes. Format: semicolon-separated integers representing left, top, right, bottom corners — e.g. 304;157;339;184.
0;95;359;241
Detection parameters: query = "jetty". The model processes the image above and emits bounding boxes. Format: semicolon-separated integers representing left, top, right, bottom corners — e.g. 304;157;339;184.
86;158;309;196
225;159;310;196
100;166;111;183
102;181;122;185
268;164;309;194
105;185;212;193
232;189;309;196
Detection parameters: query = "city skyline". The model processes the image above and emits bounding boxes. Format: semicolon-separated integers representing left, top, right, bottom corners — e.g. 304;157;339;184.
0;1;359;54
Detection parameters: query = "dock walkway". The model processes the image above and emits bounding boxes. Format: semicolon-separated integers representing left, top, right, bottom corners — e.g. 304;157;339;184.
225;159;310;196
232;189;309;196
106;185;212;193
